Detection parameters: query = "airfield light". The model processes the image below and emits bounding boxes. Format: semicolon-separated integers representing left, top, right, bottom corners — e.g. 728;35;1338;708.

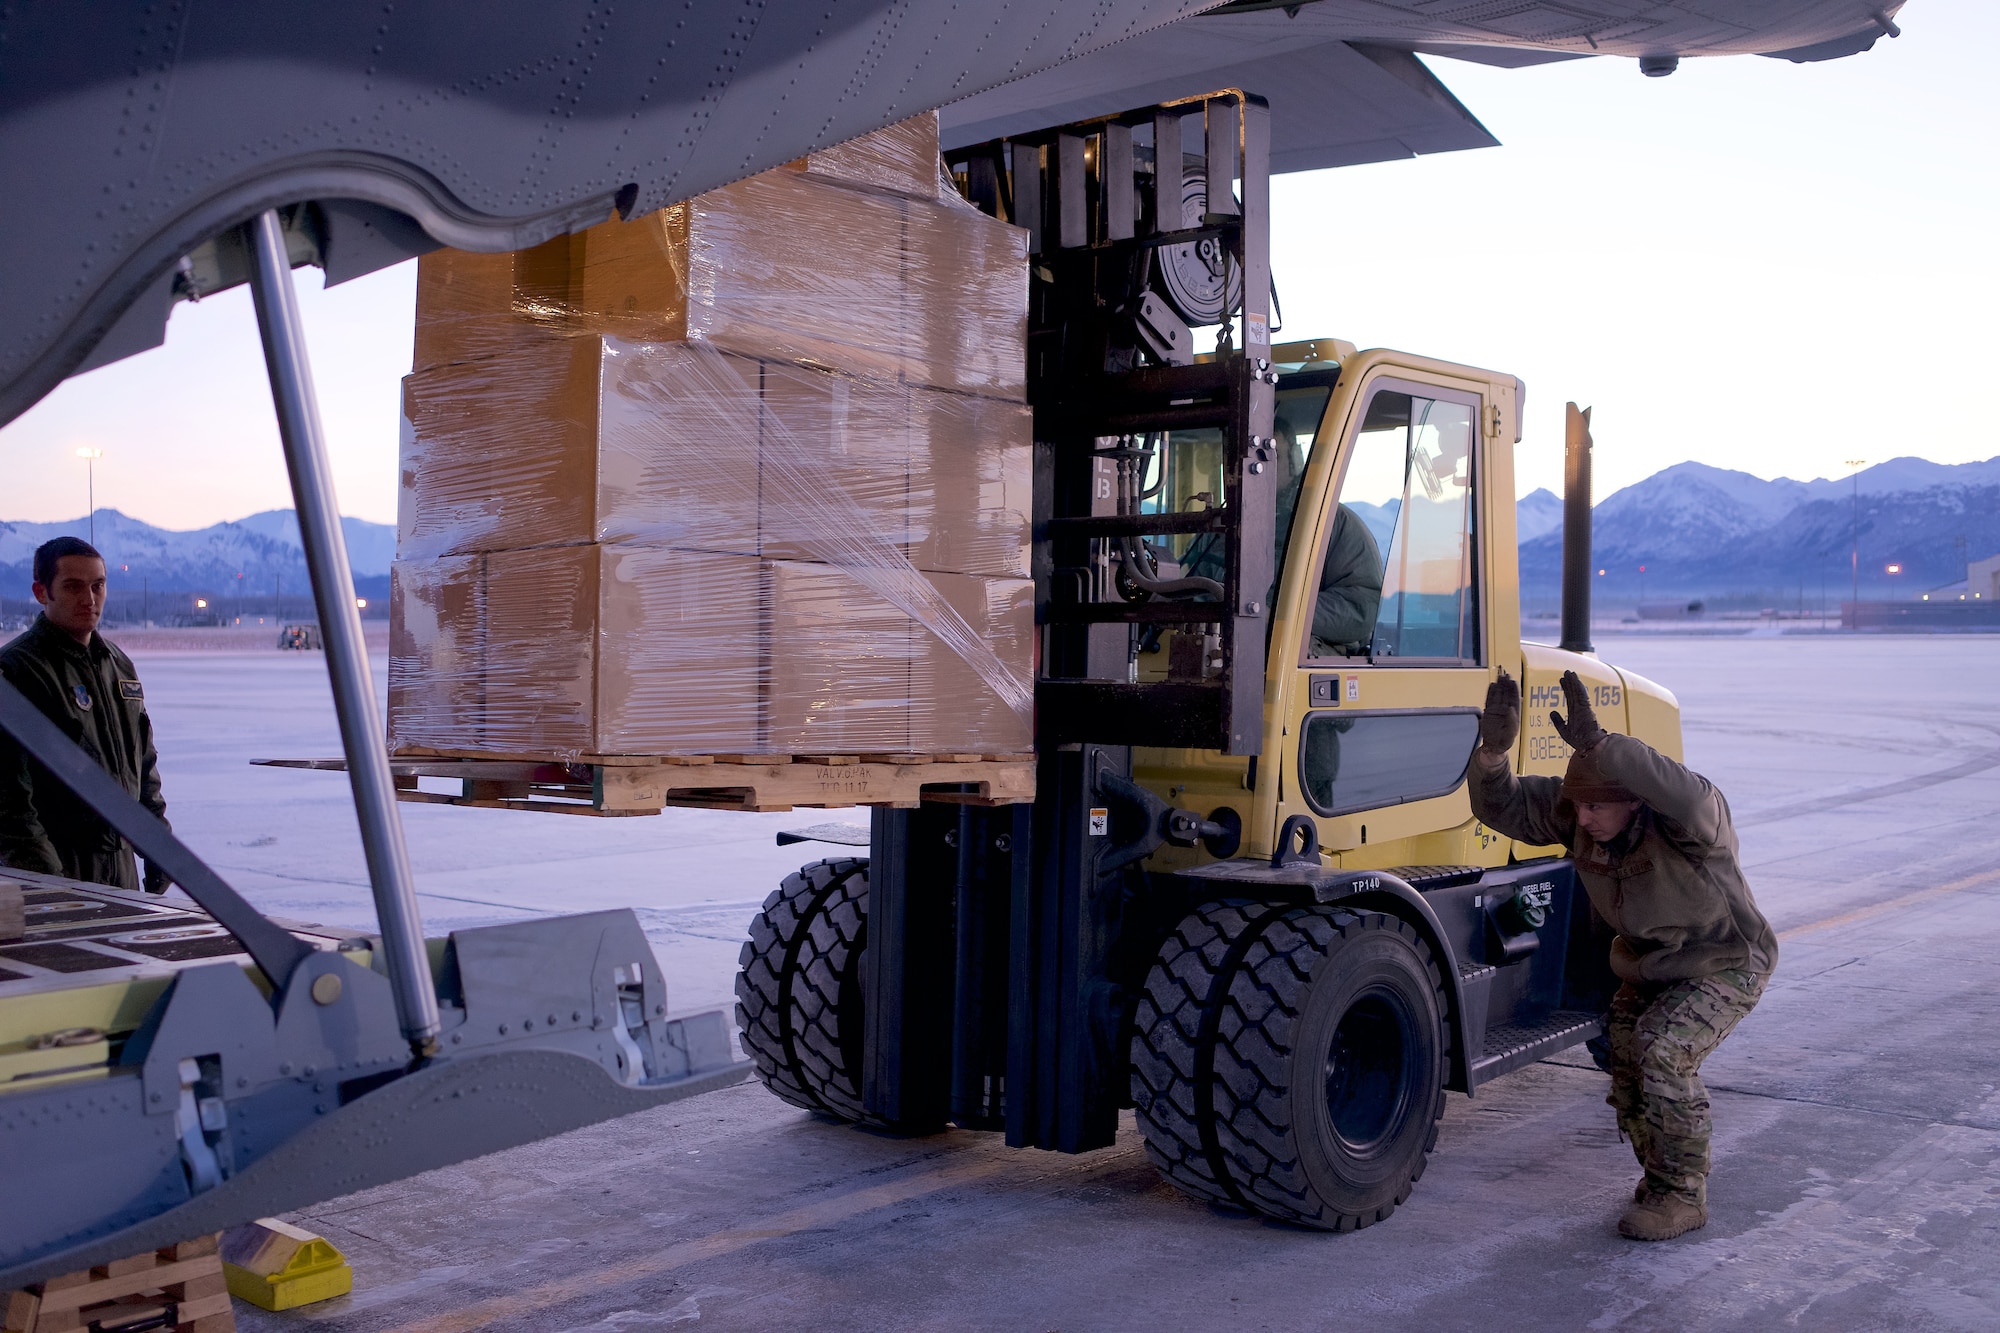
196;599;207;608
1597;568;1606;576
1886;563;1901;574
355;597;368;609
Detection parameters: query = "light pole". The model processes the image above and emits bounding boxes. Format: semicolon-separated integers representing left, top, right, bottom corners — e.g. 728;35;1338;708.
75;447;102;545
1844;458;1866;629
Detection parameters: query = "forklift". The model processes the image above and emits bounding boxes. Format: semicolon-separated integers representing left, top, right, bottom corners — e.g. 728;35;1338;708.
734;90;1679;1230
0;87;1676;1290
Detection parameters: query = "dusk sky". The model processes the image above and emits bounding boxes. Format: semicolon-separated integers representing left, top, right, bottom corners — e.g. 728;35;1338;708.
3;0;1993;529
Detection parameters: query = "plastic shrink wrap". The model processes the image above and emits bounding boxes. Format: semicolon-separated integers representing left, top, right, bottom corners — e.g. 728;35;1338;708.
390;116;1035;762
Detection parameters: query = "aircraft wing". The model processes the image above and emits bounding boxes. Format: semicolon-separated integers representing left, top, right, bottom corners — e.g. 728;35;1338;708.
0;0;1905;426
0;0;1216;428
942;0;1909;169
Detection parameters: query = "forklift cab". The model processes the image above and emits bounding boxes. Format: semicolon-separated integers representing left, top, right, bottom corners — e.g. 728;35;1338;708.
1135;341;1525;872
1267;348;1520;868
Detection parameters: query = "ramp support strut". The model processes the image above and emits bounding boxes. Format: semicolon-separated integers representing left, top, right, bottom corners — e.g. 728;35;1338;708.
246;209;440;1053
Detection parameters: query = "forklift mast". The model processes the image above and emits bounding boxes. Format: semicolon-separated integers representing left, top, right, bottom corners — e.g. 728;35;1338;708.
852;93;1291;1153
955;91;1277;756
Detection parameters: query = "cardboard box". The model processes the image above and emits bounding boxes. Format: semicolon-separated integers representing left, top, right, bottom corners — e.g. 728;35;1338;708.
792;111;941;200
407;233;583;373
413;167;1027;400
388;556;485;751
415;172;904;381
755;362;912;567
391;549;1035;759
909;572;1036;755
404;339;1029;576
765;561;915;754
757;360;1029;574
902;190;1030;402
399;339;762;559
389;547;765;757
908;391;1032;578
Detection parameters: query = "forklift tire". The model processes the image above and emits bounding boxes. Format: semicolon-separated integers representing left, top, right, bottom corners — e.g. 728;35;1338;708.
1133;905;1448;1231
735;858;870;1121
1130;900;1289;1208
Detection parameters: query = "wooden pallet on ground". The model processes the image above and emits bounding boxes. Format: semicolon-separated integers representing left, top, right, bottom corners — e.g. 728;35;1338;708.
255;752;1036;815
5;1234;233;1333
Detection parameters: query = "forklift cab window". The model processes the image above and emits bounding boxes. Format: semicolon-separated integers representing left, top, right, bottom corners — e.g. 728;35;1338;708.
1308;386;1479;663
1142;383;1331;597
1270;384;1335;584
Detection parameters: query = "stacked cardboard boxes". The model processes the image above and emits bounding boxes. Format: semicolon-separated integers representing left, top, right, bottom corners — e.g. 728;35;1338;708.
389;114;1034;759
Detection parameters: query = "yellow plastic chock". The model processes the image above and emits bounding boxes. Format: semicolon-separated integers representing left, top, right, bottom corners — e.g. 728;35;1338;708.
221;1218;354;1311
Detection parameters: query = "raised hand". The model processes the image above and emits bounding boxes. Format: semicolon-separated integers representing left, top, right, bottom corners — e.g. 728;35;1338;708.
1550;669;1607;752
1478;668;1520;755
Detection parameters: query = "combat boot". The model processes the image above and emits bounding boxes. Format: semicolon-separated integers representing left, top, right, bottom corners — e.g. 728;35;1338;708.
1618;1190;1707;1241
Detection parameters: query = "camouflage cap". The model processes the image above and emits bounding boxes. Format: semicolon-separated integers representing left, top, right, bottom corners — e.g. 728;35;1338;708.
1562;744;1637;804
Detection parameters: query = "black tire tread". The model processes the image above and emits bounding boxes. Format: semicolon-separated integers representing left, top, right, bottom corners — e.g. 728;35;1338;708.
1129;900;1283;1209
1210;908;1447;1231
734;858;867;1117
788;869;869;1120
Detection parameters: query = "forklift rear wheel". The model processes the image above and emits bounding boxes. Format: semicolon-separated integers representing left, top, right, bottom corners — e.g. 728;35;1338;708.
1133;905;1447;1230
735;858;870;1121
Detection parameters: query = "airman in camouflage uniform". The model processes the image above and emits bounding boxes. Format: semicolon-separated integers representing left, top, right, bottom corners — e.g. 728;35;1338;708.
1468;669;1776;1241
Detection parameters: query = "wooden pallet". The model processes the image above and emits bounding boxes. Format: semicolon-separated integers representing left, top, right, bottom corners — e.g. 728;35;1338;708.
5;1234;233;1332
257;752;1036;815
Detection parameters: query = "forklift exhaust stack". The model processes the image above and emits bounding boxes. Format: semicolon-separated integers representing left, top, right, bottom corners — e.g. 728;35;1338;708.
1560;402;1594;654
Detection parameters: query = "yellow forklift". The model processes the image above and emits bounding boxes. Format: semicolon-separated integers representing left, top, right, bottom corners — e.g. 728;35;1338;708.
736;91;1681;1230
0;90;1680;1293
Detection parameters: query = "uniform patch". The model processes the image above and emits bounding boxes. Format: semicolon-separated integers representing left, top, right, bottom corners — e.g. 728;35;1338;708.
119;679;143;702
71;684;92;711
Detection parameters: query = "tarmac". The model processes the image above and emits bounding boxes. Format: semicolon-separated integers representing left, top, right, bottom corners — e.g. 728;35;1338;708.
122;635;2000;1331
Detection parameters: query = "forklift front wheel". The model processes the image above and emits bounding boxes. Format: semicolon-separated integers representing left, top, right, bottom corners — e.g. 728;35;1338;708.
1134;905;1448;1231
1217;908;1448;1230
735;858;870;1121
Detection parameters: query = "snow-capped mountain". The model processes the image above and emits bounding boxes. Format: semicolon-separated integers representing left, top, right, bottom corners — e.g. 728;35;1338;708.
0;508;393;600
8;452;1995;613
1519;457;2000;604
1515;489;1564;543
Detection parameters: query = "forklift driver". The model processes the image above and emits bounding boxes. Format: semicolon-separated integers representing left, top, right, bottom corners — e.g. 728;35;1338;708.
1467;669;1776;1242
0;537;173;893
1310;503;1382;656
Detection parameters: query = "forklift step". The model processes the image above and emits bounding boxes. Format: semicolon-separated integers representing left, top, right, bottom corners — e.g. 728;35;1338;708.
1387;865;1484;891
1468;1009;1603;1089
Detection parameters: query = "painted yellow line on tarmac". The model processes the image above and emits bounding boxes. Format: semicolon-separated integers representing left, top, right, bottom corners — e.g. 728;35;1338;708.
387;1153;1010;1333
1778;866;2000;942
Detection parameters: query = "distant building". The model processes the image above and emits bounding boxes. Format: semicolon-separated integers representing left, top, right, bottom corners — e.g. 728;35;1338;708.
1972;553;2000;603
1922;553;2000;606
